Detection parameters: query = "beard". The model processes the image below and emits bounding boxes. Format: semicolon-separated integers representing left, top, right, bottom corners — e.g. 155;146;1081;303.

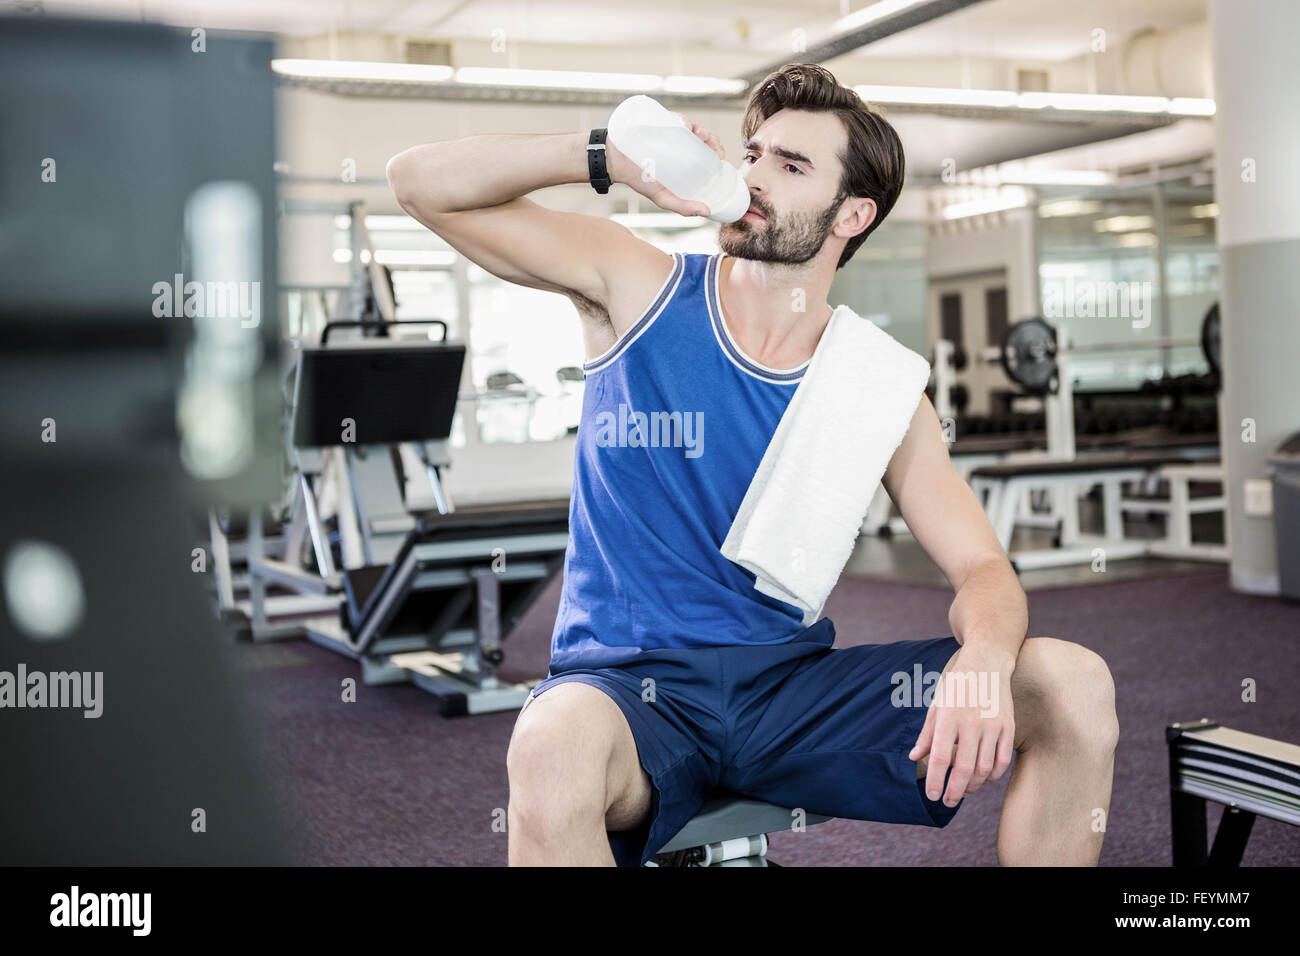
718;188;849;265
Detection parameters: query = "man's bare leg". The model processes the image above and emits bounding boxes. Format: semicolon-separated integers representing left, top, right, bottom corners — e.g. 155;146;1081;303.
507;682;653;865
916;636;1119;865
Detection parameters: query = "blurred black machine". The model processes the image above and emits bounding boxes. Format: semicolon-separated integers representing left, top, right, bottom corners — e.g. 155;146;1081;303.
0;15;289;864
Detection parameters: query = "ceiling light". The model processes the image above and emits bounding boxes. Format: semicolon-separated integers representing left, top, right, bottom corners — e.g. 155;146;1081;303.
1017;92;1167;113
1038;199;1104;218
856;84;1018;109
1113;232;1158;247
272;59;454;83
1094;215;1156;233
372;249;457;266
853;84;1215;117
662;75;748;95
941;188;1029;220
997;168;1115;186
454;67;662;91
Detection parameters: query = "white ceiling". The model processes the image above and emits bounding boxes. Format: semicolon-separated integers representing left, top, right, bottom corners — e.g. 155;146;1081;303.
31;0;1216;173
40;0;1208;57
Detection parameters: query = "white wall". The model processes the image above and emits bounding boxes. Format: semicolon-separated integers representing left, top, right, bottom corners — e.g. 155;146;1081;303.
925;206;1039;321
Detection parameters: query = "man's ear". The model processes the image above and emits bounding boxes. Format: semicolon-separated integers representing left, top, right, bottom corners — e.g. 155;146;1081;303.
840;197;877;239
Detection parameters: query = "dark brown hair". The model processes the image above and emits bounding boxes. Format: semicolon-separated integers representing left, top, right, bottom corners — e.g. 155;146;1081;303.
741;63;905;269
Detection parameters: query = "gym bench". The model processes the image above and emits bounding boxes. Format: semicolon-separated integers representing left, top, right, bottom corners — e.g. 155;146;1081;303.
969;450;1223;571
647;796;833;867
1167;718;1300;867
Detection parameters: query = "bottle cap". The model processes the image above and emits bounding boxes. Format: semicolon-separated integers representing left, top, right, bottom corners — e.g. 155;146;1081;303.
709;173;753;224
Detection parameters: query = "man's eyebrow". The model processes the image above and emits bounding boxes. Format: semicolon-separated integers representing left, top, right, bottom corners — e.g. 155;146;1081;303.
743;138;815;170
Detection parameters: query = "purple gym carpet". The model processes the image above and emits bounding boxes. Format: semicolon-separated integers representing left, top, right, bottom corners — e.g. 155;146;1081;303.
236;568;1300;866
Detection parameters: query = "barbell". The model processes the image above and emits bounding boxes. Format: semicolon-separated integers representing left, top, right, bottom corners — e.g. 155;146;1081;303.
998;302;1221;395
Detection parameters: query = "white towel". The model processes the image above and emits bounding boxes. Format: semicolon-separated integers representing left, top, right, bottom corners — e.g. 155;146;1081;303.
720;304;931;626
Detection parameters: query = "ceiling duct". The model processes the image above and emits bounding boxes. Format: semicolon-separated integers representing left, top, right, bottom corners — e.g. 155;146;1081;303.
1121;22;1212;98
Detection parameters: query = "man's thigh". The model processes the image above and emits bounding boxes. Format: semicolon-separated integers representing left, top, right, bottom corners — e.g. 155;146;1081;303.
721;636;965;828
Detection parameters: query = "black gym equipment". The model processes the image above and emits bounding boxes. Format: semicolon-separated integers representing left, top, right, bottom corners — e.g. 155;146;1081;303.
999;307;1223;396
1168;718;1300;867
240;317;569;715
999;317;1059;395
336;502;569;716
0;17;285;863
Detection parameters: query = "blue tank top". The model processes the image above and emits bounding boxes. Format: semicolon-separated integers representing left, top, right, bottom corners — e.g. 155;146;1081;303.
549;251;817;672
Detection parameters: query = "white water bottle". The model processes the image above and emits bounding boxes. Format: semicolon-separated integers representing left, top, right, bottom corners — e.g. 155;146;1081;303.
606;94;752;224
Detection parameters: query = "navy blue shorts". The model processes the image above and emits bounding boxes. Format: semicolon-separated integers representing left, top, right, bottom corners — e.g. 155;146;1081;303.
525;618;965;867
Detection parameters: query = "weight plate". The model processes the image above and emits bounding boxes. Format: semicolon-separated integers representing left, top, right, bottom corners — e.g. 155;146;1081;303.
1001;317;1058;395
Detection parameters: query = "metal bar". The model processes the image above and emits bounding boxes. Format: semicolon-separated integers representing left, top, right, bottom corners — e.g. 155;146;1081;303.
1171;789;1209;867
345;447;377;567
247;558;336;596
248;509;267;629
1206;806;1256;868
208;508;236;611
353;547;421;654
741;0;988;87
410;532;570;564
300;472;336;578
475;567;502;685
1152;179;1171;375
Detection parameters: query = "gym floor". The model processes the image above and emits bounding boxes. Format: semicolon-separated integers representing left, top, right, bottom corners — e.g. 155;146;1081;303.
234;504;1300;866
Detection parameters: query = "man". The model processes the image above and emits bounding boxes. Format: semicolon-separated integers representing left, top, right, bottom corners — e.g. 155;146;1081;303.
387;63;1118;867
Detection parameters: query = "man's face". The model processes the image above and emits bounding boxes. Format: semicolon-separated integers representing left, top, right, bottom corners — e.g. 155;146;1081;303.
719;108;856;266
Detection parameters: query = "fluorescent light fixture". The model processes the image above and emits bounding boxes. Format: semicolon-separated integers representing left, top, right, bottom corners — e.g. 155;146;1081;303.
997;168;1115;186
857;84;1018;109
1040;263;1090;277
662;75;748;95
1094;215;1155;233
610;213;709;230
373;249;457;267
1189;202;1219;218
1017;91;1167;113
835;0;927;33
331;249;373;264
1169;97;1216;116
332;214;436;233
275;60;743;96
365;215;430;232
940;187;1029;220
272;59;454;83
1038;199;1104;218
854;84;1215;116
455;67;662;91
1113;232;1158;247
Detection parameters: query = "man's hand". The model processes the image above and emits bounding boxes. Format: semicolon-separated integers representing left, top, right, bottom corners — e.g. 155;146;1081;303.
605;117;730;219
909;644;1016;807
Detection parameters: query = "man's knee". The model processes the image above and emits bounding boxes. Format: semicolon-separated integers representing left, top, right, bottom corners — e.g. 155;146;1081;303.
1012;637;1119;753
506;683;634;843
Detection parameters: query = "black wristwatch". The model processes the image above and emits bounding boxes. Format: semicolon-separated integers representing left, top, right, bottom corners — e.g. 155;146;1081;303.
587;128;611;195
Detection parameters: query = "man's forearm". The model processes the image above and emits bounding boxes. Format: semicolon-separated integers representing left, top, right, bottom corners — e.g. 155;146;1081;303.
386;132;591;214
948;555;1028;671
